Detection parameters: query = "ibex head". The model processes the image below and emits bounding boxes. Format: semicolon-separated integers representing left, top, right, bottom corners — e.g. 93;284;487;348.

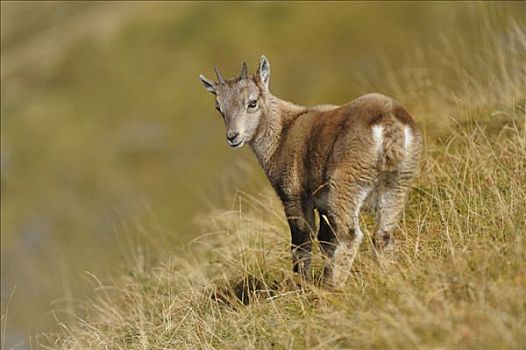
199;56;271;148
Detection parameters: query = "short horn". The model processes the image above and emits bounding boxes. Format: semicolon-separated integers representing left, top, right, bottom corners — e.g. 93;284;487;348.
214;65;225;84
240;62;248;79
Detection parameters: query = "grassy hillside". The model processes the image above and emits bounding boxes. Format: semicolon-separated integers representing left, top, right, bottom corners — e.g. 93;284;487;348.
42;107;525;349
39;6;526;350
1;2;525;349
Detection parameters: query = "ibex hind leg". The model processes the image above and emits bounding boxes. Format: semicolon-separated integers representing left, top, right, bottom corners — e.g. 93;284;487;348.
374;171;413;257
374;124;422;258
322;184;370;289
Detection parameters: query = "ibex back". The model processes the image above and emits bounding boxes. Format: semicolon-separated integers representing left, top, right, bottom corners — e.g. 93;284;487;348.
200;56;422;288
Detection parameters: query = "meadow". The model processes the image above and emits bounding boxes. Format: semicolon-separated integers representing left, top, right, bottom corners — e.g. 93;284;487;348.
1;2;525;349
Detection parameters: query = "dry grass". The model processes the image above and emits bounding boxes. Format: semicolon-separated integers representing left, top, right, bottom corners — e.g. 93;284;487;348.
39;9;526;350
41;108;526;349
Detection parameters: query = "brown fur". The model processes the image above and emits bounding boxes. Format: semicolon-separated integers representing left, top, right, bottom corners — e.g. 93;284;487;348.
200;57;422;288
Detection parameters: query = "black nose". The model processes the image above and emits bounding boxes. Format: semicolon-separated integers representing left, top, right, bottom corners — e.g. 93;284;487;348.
227;132;239;142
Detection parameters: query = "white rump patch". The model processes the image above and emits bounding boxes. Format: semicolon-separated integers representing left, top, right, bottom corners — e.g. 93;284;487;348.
372;125;383;153
404;126;413;151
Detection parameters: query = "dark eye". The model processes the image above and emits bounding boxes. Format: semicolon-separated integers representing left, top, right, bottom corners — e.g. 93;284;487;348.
248;99;257;109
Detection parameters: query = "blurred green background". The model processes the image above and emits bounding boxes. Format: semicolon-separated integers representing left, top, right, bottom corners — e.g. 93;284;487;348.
1;1;524;348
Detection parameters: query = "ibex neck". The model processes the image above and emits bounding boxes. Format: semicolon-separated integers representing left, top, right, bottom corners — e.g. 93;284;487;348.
249;94;305;171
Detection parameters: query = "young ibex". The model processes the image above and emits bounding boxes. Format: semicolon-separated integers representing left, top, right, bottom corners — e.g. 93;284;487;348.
199;56;422;288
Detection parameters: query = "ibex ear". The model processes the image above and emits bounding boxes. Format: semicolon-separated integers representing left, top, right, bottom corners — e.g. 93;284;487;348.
199;74;217;94
256;55;270;90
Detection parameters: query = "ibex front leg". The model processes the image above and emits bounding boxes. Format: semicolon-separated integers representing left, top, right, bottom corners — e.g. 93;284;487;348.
284;200;315;280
